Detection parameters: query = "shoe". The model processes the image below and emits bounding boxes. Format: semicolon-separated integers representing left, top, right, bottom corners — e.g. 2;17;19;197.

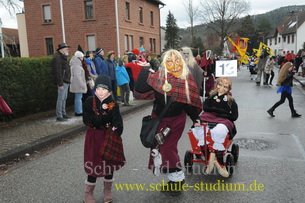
291;112;301;118
205;152;215;174
214;160;229;178
75;112;83;116
267;109;275;117
269;83;273;86
63;115;72;119
84;180;96;203
56;117;66;122
103;179;113;203
161;180;184;196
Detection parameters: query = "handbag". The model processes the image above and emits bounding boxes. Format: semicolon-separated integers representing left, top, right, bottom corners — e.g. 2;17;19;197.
99;128;125;164
88;78;95;90
140;98;173;148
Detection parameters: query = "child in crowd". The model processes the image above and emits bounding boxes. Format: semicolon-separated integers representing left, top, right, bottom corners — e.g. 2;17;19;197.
116;59;131;106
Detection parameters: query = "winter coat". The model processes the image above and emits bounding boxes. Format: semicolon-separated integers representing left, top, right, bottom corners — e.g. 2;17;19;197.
115;65;130;86
106;58;117;81
93;54;108;75
70;56;87;93
51;52;70;86
264;58;276;74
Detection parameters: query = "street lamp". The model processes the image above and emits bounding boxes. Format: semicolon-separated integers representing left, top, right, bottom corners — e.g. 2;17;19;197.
0;18;4;58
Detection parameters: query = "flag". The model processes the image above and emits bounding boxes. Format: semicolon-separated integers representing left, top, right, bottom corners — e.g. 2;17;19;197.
226;36;250;64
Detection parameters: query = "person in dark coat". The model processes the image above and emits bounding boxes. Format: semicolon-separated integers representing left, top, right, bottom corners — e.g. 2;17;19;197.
51;43;72;122
106;51;118;101
135;49;202;196
83;75;125;203
267;62;301;118
93;48;108;75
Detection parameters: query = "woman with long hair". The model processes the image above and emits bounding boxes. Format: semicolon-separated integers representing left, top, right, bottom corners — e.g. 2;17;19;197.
267;62;301;118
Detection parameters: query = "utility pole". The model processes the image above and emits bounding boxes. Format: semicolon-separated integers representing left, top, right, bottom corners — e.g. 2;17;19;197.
0;18;4;58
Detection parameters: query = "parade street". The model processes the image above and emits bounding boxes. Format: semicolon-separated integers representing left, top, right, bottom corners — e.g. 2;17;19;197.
1;67;305;202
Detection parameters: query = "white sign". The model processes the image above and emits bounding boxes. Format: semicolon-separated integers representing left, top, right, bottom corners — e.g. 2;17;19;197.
215;60;237;77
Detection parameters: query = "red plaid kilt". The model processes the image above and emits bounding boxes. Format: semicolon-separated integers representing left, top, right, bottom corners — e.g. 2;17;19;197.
99;128;125;164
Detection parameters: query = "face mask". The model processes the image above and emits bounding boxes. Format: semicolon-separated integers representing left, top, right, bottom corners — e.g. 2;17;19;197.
165;55;183;78
217;81;230;95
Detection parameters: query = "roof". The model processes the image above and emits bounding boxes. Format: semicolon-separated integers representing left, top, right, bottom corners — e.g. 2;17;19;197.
280;10;305;35
147;0;165;6
2;28;19;45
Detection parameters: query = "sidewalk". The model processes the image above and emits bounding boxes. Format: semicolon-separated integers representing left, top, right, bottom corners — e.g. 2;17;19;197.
0;99;153;164
294;74;305;87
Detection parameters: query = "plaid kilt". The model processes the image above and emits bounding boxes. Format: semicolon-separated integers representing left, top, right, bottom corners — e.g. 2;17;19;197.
99;128;125;164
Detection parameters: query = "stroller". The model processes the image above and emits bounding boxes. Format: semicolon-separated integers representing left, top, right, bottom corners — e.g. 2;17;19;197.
184;122;239;177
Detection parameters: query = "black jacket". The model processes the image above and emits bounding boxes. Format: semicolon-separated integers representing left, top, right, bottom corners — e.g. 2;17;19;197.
51;52;70;86
281;72;294;87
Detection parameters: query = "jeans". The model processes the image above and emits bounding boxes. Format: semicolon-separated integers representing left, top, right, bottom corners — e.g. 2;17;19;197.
56;83;69;118
74;93;83;114
119;83;130;104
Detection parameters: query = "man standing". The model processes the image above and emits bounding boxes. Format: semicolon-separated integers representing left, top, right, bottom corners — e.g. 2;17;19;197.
52;43;72;121
93;47;108;75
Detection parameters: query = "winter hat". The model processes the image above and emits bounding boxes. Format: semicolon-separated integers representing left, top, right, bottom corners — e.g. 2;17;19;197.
95;74;112;91
106;51;115;58
132;48;140;56
74;51;84;58
95;47;103;54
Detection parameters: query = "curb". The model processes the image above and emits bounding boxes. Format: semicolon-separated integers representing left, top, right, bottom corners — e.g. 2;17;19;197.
0;100;153;164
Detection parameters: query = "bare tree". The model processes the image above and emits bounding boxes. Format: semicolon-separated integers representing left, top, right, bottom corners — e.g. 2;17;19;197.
1;0;21;17
200;0;250;54
184;0;199;46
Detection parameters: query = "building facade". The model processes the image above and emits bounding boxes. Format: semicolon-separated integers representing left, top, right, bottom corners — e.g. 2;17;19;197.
19;0;164;57
266;10;305;56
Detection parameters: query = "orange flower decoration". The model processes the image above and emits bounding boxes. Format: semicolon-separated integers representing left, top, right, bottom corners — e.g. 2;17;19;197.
108;102;115;110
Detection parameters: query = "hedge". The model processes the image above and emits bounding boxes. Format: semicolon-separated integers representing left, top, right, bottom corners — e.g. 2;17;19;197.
0;57;73;118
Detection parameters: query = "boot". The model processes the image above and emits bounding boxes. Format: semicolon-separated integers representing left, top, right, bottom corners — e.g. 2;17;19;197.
205;152;215;174
214;160;229;178
291;111;302;118
103;179;113;203
84;181;96;203
267;108;275;117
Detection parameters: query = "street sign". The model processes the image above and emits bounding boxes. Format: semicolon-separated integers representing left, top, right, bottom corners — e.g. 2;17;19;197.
215;60;237;77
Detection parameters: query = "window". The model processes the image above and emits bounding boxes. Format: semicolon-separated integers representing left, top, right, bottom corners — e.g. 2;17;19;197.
288;35;290;44
274;38;277;45
278;37;281;43
87;35;96;51
283;36;286;42
269;39;272;46
125;2;130;20
43;5;51;23
45;38;54;55
84;0;94;19
139;37;144;47
139;7;143;23
124;35;129;52
292;35;294;43
129;35;133;51
150;11;154;26
149;38;156;53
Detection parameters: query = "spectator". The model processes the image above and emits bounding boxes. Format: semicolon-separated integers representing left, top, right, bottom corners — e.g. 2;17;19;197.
85;51;98;94
70;51;87;116
93;48;108;75
116;59;131;106
51;43;72;122
125;54;142;93
106;51;118;100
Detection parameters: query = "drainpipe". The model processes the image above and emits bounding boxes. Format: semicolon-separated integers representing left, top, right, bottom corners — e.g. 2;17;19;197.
0;18;4;58
115;0;120;57
159;4;165;54
59;0;66;43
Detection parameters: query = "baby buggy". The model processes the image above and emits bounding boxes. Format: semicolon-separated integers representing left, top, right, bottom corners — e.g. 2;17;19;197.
184;122;239;177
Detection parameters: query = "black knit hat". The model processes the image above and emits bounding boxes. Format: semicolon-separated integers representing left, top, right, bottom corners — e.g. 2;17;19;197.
95;75;112;91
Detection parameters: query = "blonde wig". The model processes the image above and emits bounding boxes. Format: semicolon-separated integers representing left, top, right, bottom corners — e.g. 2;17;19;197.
277;62;293;85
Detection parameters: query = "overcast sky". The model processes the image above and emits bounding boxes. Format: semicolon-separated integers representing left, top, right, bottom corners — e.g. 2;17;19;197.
0;0;304;29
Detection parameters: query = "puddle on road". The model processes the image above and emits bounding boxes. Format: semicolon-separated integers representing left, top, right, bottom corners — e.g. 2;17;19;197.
234;138;277;151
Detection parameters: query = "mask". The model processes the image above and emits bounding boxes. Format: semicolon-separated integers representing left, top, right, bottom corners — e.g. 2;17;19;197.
165;55;183;78
217;80;230;95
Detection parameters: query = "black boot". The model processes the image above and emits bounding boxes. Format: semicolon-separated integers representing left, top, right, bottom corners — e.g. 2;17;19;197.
267;108;275;117
291;111;301;118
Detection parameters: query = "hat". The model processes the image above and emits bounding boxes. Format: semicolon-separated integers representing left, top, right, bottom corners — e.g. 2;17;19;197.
132;48;140;56
106;51;115;58
95;47;103;54
74;51;84;58
95;75;112;91
57;43;70;51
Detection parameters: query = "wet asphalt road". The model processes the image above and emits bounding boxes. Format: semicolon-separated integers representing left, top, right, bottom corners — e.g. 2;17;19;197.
1;66;305;202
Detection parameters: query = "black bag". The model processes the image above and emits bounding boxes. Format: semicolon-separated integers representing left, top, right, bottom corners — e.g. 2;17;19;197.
140;98;173;148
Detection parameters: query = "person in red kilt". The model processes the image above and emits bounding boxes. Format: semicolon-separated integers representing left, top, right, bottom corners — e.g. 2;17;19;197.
83;74;125;203
135;49;202;196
